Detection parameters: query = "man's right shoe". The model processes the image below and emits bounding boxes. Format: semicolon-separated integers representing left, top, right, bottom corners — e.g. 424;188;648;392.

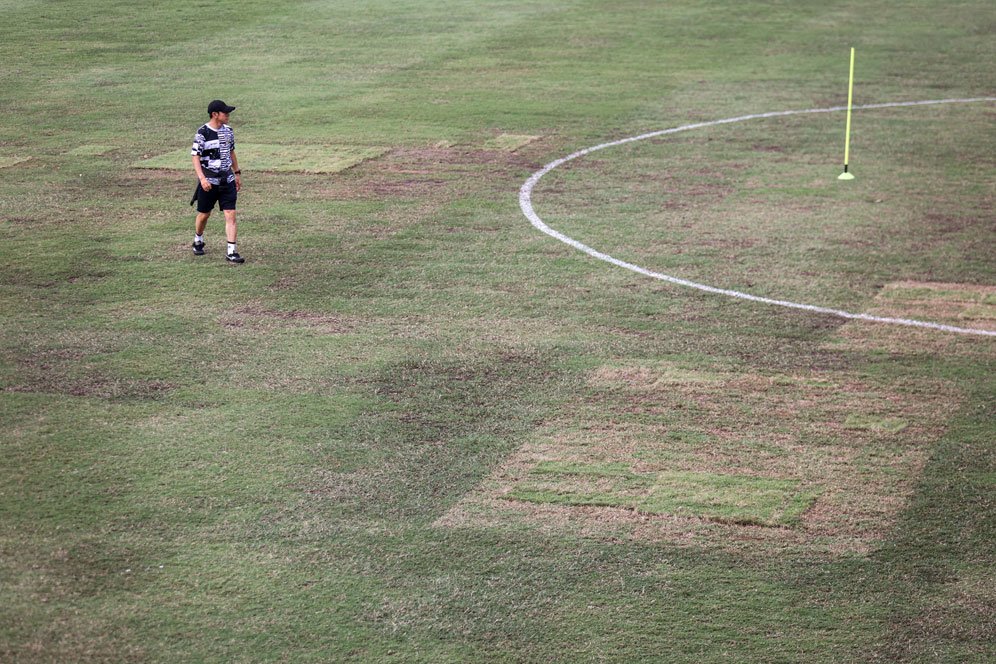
226;252;245;264
192;241;205;256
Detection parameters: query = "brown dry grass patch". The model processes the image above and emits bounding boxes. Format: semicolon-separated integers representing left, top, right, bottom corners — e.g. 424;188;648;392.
832;281;996;355
436;360;963;556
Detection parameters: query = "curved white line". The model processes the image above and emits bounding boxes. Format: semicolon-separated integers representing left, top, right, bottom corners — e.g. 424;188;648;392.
520;98;996;337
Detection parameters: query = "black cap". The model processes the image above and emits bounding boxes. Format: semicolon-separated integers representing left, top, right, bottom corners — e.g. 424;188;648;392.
207;100;236;115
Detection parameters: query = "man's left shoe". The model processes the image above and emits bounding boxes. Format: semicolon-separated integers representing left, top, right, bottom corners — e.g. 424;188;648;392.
192;241;205;255
226;252;245;264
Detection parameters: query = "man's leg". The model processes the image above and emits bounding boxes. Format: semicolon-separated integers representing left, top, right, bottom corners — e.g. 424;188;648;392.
224;209;237;244
224;209;244;263
196;211;211;236
193;211;210;255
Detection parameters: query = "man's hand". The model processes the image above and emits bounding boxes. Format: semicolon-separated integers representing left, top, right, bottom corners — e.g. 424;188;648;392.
200;178;212;191
234;173;241;192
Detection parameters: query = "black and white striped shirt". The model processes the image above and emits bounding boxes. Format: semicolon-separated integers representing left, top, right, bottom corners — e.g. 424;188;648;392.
191;123;236;185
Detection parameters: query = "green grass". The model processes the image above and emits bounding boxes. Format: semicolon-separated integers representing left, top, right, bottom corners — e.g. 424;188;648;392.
1;0;994;661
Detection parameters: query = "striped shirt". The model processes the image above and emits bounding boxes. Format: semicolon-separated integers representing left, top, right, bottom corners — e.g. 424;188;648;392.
191;123;236;185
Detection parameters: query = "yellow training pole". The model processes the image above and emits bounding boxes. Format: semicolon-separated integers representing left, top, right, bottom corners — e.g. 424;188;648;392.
838;47;856;180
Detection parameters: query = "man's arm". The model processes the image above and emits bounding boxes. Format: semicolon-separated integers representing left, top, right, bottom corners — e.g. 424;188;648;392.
192;155;211;191
231;150;241;192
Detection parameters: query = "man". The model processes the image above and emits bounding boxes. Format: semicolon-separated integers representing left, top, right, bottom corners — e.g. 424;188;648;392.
191;100;244;263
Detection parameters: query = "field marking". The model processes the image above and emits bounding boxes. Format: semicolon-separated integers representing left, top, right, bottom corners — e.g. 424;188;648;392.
519;97;996;337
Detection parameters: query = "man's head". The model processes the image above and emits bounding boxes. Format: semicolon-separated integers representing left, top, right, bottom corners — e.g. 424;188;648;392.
207;99;236;119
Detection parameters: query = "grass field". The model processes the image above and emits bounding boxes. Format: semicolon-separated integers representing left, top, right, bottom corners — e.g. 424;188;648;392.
1;1;994;661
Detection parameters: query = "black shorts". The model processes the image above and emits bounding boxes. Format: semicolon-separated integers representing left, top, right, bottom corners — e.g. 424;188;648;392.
196;181;237;213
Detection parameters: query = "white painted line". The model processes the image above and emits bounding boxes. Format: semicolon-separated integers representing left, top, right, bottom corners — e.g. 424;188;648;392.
519;98;996;337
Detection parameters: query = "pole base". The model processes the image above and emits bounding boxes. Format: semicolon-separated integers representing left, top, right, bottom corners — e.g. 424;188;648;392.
838;171;855;180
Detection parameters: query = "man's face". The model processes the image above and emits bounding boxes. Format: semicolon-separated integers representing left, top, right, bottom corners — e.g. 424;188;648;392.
212;111;230;124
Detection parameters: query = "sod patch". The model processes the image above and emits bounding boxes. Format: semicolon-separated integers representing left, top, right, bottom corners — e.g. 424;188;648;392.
133;144;388;173
439;362;961;555
589;364;727;389
844;414;909;435
832;281;996;354
643;472;818;526
0;155;29;168
66;144;116;156
868;281;996;326
483;133;540;152
508;462;817;527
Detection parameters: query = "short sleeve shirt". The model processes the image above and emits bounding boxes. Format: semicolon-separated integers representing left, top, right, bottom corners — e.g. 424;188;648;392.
191;123;236;185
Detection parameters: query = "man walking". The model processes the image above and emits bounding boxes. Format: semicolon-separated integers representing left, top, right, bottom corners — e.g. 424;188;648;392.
191;100;244;263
